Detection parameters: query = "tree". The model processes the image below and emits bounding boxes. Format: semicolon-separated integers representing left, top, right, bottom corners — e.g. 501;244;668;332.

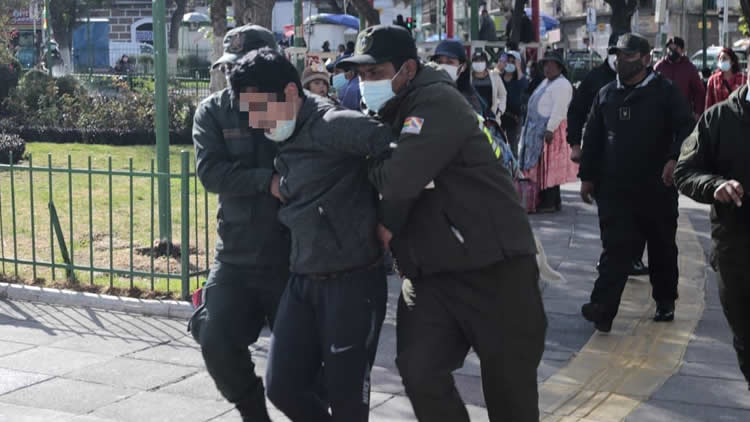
168;0;189;50
234;0;275;29
350;0;380;26
209;0;228;92
603;0;638;36
741;1;750;35
48;0;79;71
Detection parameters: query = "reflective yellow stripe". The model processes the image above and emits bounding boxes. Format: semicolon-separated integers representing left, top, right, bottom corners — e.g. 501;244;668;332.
477;114;502;160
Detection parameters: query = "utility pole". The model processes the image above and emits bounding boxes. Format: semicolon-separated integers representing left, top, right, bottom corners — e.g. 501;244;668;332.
295;0;304;71
470;0;478;41
532;0;540;42
43;0;51;75
446;0;454;38
702;0;707;73
153;0;172;242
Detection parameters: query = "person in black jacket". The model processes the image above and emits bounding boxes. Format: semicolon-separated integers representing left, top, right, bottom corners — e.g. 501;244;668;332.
567;33;649;276
340;25;545;422
237;49;394;422
188;25;288;422
579;33;694;333
674;76;750;389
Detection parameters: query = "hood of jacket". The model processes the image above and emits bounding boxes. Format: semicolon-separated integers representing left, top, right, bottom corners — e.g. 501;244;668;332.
724;83;750;123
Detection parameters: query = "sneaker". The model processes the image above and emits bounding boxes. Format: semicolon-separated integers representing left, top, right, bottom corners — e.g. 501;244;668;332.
654;302;675;322
582;302;613;333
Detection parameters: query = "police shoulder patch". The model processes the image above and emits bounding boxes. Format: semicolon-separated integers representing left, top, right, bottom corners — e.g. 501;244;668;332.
401;117;424;135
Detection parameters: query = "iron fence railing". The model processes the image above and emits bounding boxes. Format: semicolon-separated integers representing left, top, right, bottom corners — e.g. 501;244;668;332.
0;151;214;300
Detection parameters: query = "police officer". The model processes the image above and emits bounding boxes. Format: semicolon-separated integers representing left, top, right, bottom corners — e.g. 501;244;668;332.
339;25;546;422
567;33;649;276
188;25;289;421
674;59;750;388
579;33;694;333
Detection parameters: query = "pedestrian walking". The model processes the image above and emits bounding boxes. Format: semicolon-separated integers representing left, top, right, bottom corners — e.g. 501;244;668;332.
655;36;706;118
188;25;289;422
232;49;392;422
340;24;546;422
501;50;529;158
705;47;746;109
479;9;497;41
518;51;576;213
471;50;507;124
301;62;331;97
431;40;484;113
579;33;694;333
567;33;649;275
674;54;750;389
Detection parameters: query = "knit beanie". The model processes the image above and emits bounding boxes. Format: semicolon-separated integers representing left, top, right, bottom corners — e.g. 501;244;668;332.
302;63;330;88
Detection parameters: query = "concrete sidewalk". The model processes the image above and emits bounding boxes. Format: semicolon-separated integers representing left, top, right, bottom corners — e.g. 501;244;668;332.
0;183;747;421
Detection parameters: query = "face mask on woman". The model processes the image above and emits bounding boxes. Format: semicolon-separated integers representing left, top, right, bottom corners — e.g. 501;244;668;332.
472;62;487;73
718;60;731;72
505;63;516;74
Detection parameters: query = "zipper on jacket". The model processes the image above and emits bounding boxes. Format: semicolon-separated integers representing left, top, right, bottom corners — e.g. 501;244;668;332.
318;205;343;249
443;212;468;251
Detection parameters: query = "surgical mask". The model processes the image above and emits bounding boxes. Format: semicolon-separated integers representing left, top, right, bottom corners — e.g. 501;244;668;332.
439;64;460;81
505;63;516;74
616;57;645;82
719;60;731;72
265;119;296;143
607;54;617;71
332;73;348;91
359;65;404;113
472;62;487;73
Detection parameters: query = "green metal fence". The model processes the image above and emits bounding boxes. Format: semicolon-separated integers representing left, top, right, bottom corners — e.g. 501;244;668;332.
70;72;211;99
0;150;213;300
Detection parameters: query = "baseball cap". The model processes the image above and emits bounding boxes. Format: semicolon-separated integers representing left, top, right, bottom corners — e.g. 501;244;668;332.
337;25;417;69
431;40;467;62
608;33;651;56
212;25;278;69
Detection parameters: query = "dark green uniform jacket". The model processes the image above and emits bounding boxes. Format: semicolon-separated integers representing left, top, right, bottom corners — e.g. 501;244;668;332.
675;85;750;261
193;88;290;267
369;64;537;279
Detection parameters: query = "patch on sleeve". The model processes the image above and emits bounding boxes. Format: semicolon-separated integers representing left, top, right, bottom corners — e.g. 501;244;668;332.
401;117;424;135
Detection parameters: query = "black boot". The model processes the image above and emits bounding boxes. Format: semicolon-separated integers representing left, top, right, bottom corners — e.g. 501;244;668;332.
654;302;675;322
235;382;271;422
582;302;612;333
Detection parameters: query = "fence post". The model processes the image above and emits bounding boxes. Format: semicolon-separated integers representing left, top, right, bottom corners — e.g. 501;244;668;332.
180;151;190;300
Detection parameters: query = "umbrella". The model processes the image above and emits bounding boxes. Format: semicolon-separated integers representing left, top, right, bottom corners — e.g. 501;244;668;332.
183;12;210;24
304;14;360;30
284;24;295;38
524;8;560;36
425;34;462;42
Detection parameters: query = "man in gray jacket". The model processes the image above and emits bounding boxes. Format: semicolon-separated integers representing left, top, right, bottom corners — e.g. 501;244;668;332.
228;48;393;422
188;25;288;422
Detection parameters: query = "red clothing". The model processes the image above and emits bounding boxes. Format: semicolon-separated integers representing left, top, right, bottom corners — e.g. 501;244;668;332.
705;70;747;109
654;56;706;116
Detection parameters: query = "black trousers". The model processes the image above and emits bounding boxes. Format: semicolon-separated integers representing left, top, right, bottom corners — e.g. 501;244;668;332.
188;262;287;405
716;251;750;384
591;204;679;322
396;255;547;422
265;266;387;422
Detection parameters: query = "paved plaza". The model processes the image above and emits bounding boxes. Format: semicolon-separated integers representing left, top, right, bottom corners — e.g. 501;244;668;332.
0;182;748;421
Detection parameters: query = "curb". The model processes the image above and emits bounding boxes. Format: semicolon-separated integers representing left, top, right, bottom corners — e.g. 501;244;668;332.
0;282;194;320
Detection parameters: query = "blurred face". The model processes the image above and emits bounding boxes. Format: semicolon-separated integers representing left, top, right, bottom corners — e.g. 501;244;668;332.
307;79;329;96
543;60;562;80
239;87;298;132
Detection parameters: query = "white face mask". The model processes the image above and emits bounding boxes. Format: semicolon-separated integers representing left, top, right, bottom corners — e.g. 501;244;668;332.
472;62;487;73
359;65;404;113
265;118;296;143
719;60;731;72
439;64;460;81
607;55;617;71
332;73;348;91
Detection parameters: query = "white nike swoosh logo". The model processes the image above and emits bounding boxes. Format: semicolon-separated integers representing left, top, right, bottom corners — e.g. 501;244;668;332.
330;344;354;354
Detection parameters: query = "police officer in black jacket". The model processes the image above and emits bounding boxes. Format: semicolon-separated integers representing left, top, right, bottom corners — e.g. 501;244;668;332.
567;33;649;276
579;33;694;332
188;26;289;421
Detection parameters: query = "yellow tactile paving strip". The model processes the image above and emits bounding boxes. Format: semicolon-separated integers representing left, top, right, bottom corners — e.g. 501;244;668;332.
539;213;706;422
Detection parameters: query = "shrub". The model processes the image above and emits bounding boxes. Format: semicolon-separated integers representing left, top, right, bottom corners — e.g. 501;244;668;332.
17;70;56;109
55;75;85;98
0;133;26;164
0;57;22;100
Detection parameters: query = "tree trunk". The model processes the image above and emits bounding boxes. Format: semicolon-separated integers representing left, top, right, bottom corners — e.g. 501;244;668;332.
510;0;525;45
48;0;76;66
233;0;249;25
603;0;638;36
210;0;228;93
245;0;275;29
350;0;380;26
741;0;750;27
168;0;188;50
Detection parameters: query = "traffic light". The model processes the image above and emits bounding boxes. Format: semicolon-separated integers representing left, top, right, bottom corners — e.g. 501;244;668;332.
406;17;415;31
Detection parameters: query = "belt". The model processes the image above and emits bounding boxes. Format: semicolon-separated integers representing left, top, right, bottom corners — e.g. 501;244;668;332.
305;259;383;281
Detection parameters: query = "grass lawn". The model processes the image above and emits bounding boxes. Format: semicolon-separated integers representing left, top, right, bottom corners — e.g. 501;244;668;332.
0;143;218;299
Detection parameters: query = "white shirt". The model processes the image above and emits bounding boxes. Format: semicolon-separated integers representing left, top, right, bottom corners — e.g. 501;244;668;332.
534;76;573;132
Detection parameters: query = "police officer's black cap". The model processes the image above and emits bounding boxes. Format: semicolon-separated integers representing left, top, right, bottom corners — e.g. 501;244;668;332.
212;25;278;69
608;33;650;56
337;25;418;69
